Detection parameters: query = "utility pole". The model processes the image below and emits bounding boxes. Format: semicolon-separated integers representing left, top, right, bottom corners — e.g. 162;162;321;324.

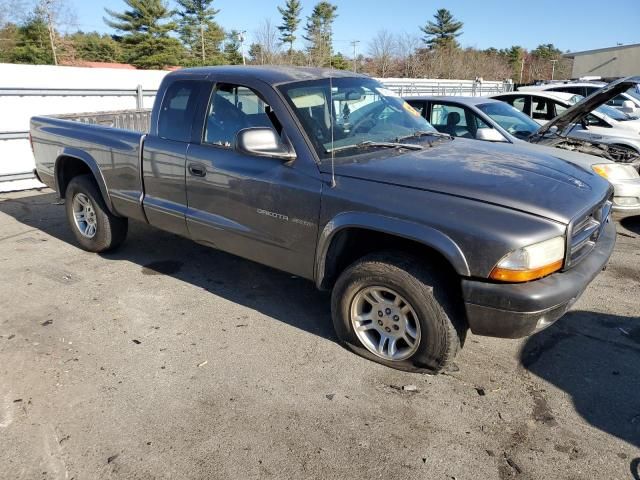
350;40;360;73
550;59;558;80
42;0;58;66
519;57;525;83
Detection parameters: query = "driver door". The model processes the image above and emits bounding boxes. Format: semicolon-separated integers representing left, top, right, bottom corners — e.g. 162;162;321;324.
185;82;322;278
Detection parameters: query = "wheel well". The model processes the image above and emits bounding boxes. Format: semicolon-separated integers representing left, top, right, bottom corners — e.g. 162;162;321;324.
320;228;458;290
56;156;93;198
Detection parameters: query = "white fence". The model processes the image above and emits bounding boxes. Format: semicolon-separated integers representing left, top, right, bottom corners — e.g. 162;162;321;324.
380;78;514;97
0;63;513;192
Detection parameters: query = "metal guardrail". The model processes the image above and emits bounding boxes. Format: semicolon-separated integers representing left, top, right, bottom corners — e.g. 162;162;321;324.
0;85;158;109
0;131;28;140
380;79;514;97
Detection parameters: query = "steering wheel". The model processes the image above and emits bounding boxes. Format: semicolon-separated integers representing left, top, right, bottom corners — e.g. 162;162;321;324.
350;103;386;135
352;118;376;134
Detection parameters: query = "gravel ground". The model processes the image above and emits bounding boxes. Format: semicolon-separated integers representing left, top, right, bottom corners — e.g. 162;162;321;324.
0;189;638;480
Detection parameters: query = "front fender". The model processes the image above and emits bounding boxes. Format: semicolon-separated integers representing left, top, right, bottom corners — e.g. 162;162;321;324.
314;211;470;288
54;147;115;213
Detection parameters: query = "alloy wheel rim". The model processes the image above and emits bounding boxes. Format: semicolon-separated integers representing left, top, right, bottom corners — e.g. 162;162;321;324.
72;193;97;239
350;286;421;361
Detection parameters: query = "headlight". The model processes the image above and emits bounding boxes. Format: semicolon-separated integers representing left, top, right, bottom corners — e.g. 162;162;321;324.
490;236;565;282
592;163;639;180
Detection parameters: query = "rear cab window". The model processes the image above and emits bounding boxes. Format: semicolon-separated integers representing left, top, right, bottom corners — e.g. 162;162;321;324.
158;80;207;142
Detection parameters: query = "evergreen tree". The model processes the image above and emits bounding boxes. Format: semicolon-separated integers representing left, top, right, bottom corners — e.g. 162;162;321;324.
531;43;561;59
224;30;243;65
10;12;54;64
330;52;348;70
304;1;337;67
104;0;185;69
277;0;302;54
68;31;122;63
0;23;20;63
420;8;463;50
176;0;224;66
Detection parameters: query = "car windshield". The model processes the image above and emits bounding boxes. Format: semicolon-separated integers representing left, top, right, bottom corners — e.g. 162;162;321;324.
568;94;633;121
278;77;438;159
626;86;640;103
476;102;540;139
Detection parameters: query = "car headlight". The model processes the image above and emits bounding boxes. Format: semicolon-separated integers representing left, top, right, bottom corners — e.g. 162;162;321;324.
489;236;565;282
592;163;639;180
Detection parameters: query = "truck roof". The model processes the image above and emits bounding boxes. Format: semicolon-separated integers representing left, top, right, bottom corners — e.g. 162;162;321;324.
166;65;367;85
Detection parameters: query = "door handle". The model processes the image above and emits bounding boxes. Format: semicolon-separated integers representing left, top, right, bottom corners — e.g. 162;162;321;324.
188;163;206;177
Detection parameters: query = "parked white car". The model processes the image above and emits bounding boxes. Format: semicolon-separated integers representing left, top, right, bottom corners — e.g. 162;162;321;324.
518;81;640;115
491;91;640;156
404;95;640;216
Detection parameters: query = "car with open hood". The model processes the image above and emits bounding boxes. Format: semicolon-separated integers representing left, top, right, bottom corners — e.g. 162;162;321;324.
518;80;640;115
405;93;640;217
491;89;640;158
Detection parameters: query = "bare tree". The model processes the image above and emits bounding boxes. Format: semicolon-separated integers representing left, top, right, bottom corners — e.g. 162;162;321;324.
367;29;396;77
252;18;281;64
0;0;31;25
396;33;421;78
33;0;76;65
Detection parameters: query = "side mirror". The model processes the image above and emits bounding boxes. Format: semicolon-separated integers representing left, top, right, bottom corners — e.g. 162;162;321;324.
475;128;507;142
235;127;296;161
621;100;636;114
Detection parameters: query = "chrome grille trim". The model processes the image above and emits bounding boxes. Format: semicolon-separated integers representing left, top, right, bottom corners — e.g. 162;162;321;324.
565;197;612;270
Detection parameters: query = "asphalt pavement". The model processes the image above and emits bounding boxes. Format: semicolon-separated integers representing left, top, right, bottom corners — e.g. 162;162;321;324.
0;189;638;480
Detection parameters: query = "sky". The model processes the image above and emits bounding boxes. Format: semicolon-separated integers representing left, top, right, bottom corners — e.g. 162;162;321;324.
60;0;640;54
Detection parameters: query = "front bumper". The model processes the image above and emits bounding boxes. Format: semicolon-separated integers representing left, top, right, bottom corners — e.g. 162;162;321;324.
611;177;640;216
461;220;616;339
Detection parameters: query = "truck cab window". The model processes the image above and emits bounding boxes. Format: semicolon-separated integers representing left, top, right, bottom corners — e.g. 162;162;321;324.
204;84;280;147
158;81;202;142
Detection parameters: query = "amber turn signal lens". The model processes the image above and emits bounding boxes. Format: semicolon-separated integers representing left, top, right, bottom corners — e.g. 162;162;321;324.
489;259;563;283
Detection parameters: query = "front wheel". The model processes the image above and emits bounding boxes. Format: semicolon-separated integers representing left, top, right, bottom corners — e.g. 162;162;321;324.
64;175;128;252
331;252;467;373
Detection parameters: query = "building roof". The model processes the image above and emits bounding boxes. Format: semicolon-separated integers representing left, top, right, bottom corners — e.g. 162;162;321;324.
565;43;640;58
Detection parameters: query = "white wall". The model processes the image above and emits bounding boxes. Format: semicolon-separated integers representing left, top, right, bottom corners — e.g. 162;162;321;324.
0;63;169;191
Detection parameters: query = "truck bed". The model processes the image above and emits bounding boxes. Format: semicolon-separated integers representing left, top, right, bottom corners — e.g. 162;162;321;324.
31;110;150;223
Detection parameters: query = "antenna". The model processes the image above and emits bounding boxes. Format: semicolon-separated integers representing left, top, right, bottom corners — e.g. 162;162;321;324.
329;73;336;188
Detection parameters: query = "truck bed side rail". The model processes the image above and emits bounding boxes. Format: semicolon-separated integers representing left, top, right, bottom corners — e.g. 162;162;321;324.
52;109;152;133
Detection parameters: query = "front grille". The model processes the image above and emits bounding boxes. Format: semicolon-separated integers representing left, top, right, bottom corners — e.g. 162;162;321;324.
566;198;612;269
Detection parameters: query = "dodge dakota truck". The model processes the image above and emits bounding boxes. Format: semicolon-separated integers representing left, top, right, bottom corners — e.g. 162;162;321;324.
31;66;616;373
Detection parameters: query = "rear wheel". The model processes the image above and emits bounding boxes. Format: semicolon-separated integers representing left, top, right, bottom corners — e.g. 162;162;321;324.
331;252;467;373
64;175;127;252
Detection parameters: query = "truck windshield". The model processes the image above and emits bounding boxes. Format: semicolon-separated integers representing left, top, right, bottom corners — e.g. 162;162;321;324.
279;77;437;159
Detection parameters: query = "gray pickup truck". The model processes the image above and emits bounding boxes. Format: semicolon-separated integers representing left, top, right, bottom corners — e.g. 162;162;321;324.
31;66;615;373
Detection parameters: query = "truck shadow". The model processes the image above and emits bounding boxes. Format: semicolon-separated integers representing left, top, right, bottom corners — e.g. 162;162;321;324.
520;310;640;449
620;215;640;235
0;190;335;342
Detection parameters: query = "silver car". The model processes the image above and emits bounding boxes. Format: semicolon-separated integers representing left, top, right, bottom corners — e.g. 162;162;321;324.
404;95;640;217
491;90;640;157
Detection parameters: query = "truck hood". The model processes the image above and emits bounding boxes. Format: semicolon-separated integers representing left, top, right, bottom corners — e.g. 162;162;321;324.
321;138;610;224
536;76;640;137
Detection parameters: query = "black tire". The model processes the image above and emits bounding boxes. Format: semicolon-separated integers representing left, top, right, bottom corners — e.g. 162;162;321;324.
64;174;128;252
331;252;467;373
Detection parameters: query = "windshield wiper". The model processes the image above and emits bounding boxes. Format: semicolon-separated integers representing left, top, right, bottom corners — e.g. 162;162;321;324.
395;130;453;142
325;140;423;154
